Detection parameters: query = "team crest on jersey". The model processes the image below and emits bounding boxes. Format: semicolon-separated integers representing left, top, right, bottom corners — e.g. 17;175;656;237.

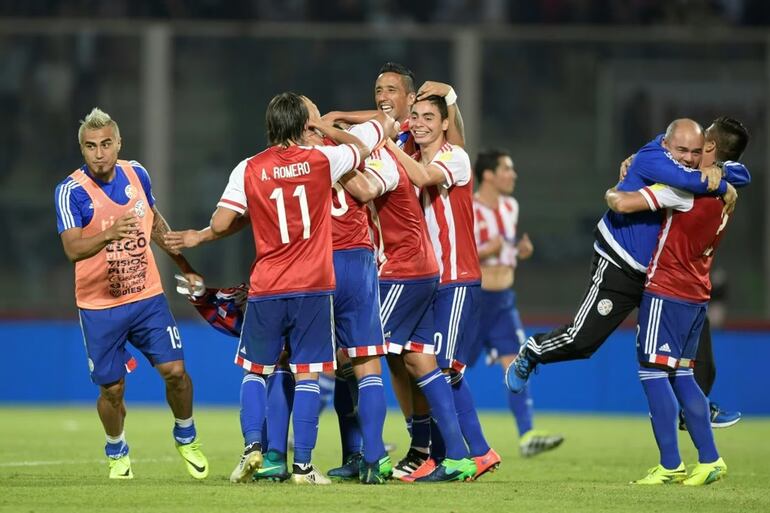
88;358;95;372
125;185;137;199
133;199;146;218
438;151;454;162
597;298;613;316
367;159;383;172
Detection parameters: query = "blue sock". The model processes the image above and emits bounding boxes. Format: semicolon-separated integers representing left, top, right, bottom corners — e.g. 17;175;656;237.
318;373;336;415
411;414;431;452
357;374;387;464
639;368;681;469
334;373;362;460
416;369;467;460
450;373;490;457
173;417;197;445
267;369;294;454
429;418;445;461
507;384;534;436
105;432;128;458
240;373;264;446
671;371;720;463
292;379;321;465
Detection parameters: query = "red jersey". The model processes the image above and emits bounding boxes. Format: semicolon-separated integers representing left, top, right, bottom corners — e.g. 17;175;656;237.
369;147;439;281
474;195;519;268
642;184;730;302
218;143;360;298
330;120;384;251
420;142;481;285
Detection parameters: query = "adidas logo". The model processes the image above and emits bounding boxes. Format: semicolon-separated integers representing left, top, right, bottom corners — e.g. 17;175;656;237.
659;343;671;352
239;346;247;354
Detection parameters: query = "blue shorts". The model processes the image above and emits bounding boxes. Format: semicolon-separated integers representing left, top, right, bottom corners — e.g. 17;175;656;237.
636;292;707;369
465;288;526;367
333;249;385;358
236;294;336;374
380;278;438;355
78;293;182;386
433;283;481;372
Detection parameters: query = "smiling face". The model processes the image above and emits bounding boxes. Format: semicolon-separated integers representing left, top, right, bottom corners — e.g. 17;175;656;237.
662;120;704;169
374;72;416;123
409;99;449;147
491;155;517;195
80;125;121;180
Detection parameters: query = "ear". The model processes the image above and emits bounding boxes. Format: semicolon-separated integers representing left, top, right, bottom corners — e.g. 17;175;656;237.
407;91;417;106
116;137;122;152
441;117;449;131
704;140;716;153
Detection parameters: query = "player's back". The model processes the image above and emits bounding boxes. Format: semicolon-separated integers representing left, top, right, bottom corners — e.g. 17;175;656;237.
244;145;336;298
646;196;729;303
371;148;438;281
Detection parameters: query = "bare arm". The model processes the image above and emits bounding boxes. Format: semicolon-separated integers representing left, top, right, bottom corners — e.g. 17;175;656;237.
164;213;250;251
384;138;445;188
151;206;197;274
322;110;379;126
416;81;465;147
477;236;503;259
339;170;382;203
59;211;138;263
605;188;650;214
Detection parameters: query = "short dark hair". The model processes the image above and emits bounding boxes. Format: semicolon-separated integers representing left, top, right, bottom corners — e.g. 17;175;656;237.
266;92;308;146
413;95;448;121
474;149;511;184
378;62;416;93
707;116;750;162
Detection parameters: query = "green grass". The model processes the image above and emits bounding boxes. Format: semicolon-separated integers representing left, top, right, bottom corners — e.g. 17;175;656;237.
1;407;768;512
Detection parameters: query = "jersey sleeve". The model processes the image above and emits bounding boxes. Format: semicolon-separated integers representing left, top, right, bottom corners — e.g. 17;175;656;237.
632;146;727;195
348;120;385;152
723;161;751;188
316;144;362;183
217;159;248;214
639;184;694;212
431;146;471;189
130;160;156;207
55;178;85;234
365;149;399;194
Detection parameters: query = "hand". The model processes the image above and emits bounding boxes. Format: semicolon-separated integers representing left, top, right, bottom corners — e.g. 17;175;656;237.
104;212;138;241
700;164;722;192
164;229;203;251
416;80;452;100
619;154;634;181
484;236;504;256
175;273;206;297
722;183;737;216
383;114;399;140
516;233;534;260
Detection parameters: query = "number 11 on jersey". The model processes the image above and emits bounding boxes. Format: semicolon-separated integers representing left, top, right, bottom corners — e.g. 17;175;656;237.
270;185;311;244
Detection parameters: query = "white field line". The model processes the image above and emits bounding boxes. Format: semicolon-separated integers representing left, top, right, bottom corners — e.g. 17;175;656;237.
0;457;176;468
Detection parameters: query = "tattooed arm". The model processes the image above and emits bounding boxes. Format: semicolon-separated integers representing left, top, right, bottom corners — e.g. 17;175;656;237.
151;206;199;277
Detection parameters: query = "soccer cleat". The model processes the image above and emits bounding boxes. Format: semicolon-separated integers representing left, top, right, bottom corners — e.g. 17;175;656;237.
327;453;363;481
519;430;564;458
253;450;290;482
108;454;133;479
710;403;742;429
229;442;263;483
359;455;393;485
392;448;429;479
473;448;501;480
290;464;331;485
413;457;477;483
176;438;209;480
631;462;687;485
683;457;727;486
505;348;536;393
399;458;436;482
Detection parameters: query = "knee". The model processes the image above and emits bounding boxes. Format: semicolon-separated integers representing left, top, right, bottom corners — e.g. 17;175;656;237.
157;361;187;385
100;379;125;405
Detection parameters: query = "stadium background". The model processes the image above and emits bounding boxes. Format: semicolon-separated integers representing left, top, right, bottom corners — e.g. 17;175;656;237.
1;1;769;415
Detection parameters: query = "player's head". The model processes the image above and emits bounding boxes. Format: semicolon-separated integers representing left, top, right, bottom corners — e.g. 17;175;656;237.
410;95;449;147
703;116;749;166
266;92;309;147
662;118;704;168
375;62;417;123
475;149;516;195
78;107;122;177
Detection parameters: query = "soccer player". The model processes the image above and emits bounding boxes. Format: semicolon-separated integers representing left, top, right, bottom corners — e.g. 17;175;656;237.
54;107;209;480
387;94;496;481
471;149;564;457
605;116;748;485
506;119;750;393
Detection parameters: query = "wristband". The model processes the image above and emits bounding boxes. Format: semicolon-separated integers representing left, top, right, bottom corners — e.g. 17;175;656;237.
445;87;457;106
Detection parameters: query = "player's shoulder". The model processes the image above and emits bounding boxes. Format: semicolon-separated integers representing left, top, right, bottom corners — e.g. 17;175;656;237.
55;171;85;193
502;195;519;211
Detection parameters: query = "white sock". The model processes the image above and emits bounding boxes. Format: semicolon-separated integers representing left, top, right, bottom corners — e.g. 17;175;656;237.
175;417;194;428
106;432;126;445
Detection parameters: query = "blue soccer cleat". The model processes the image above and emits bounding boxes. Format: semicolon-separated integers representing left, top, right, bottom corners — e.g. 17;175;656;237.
327;453;363;481
710;402;741;429
505;347;536;393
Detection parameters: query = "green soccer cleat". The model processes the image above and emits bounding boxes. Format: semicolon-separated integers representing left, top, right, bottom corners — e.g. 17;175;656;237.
254;450;290;482
230;442;262;483
683;457;727;486
630;462;687;485
519;430;564;458
108;454;133;480
414;457;477;483
176;438;209;480
359;455;393;484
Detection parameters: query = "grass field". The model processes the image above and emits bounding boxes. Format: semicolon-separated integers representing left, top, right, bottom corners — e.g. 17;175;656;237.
1;407;768;513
